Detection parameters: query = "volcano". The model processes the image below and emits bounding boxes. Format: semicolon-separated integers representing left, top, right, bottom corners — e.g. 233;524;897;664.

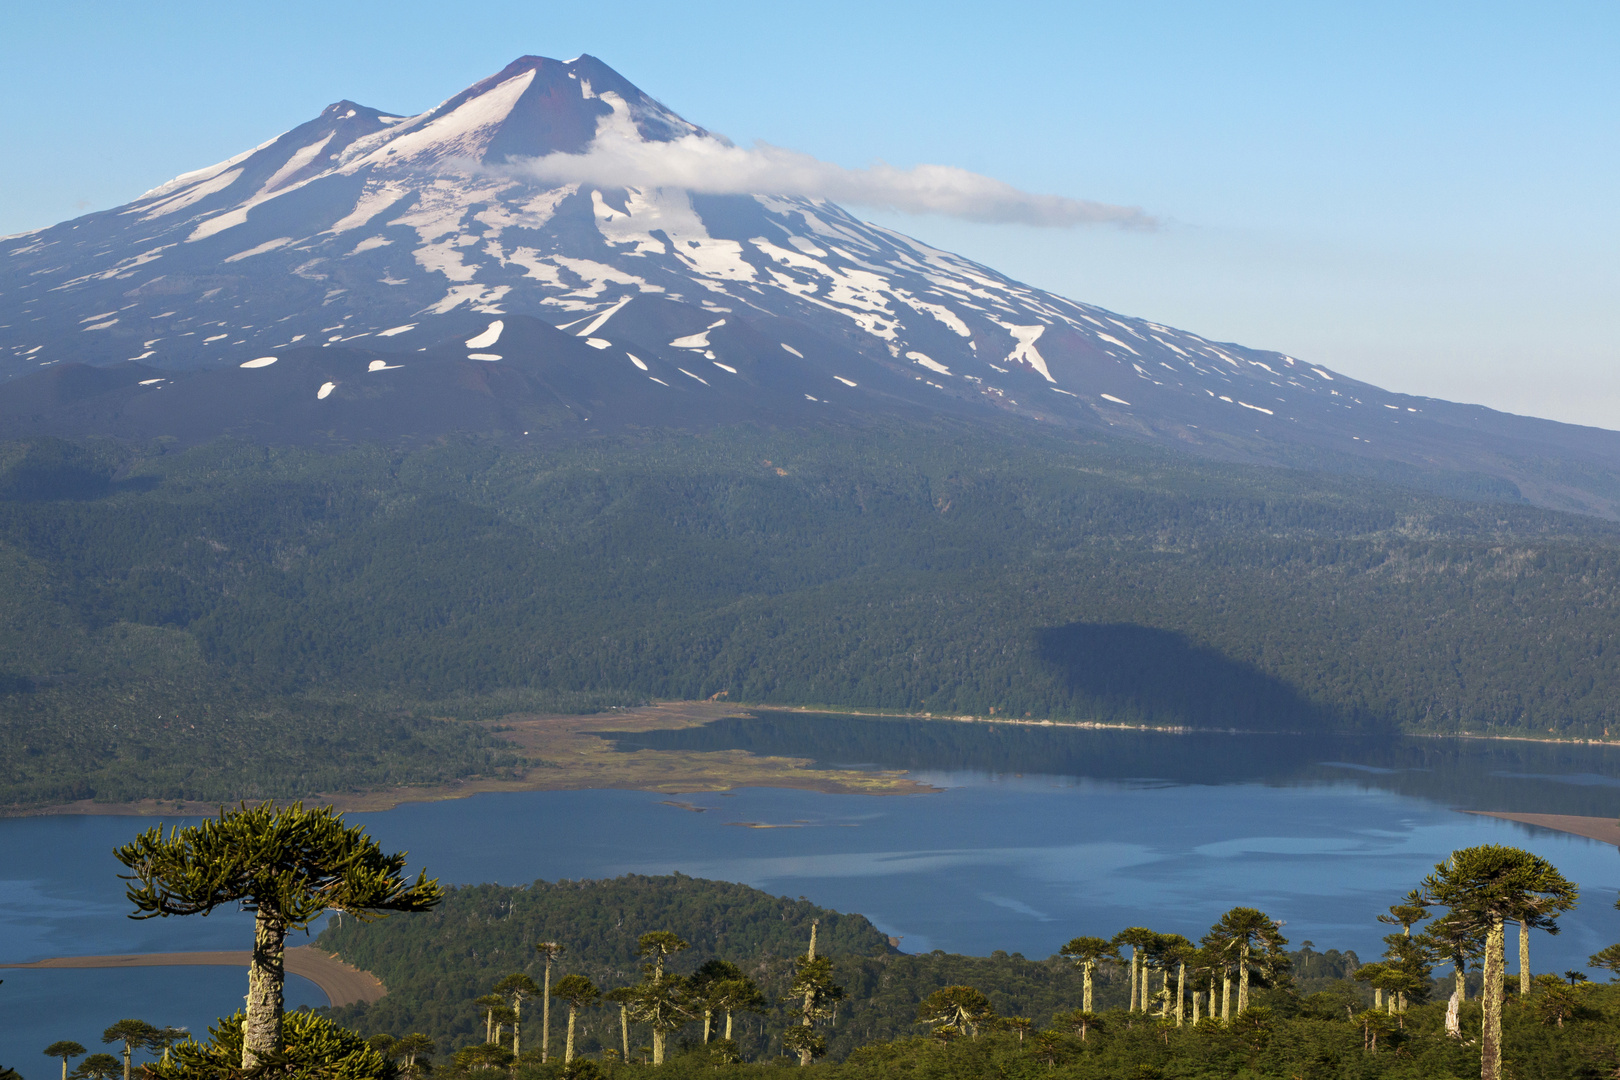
5;54;1620;516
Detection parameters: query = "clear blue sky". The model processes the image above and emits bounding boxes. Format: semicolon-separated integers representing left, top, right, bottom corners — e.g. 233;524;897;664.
4;1;1617;427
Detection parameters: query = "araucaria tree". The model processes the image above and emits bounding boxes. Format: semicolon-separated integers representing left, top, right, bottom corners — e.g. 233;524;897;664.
1059;937;1116;1014
1212;907;1290;1016
1111;927;1158;1013
629;931;694;1066
1421;844;1578;1080
787;920;844;1066
916;986;996;1039
1424;912;1484;1038
1156;935;1195;1025
492;973;540;1056
690;960;764;1045
114;802;443;1068
708;975;767;1043
533;941;563;1063
70;1055;120;1080
551;974;600;1064
43;1041;85;1080
100;1021;157;1080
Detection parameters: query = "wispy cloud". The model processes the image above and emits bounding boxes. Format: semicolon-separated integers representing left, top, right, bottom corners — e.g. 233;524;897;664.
500;133;1153;229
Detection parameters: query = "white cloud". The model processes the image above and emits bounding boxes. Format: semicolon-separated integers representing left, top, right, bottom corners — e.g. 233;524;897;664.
499;133;1152;229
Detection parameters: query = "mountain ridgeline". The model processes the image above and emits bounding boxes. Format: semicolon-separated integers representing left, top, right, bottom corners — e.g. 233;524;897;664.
2;420;1620;806
7;53;1620;517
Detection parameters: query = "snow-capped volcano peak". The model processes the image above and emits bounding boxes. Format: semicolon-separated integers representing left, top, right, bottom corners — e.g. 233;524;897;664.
331;54;706;171
8;54;1616;517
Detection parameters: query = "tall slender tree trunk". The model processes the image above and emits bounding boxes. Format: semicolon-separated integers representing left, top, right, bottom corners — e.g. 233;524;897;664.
1374;987;1383;1011
243;909;287;1068
619;1004;629;1063
1221;971;1231;1022
120;1046;130;1080
1445;959;1464;1038
1082;962;1093;1013
1191;990;1200;1024
1518;919;1530;996
512;998;521;1058
1129;949;1139;1011
1237;942;1250;1014
541;957;552;1064
1482;915;1505;1080
652;1029;665;1067
799;920;819;1067
725;1010;733;1042
1175;963;1185;1026
565;1006;577;1065
703;1007;712;1044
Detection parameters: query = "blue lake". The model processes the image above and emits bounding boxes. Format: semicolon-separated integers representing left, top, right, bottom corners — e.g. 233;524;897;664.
4;720;1620;1074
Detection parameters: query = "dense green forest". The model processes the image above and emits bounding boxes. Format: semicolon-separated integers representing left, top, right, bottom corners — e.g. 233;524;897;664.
318;874;1364;1064
5;417;1620;805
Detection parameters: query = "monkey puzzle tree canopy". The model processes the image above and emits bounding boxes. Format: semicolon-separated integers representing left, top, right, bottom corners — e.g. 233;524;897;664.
1421;844;1577;1080
916;986;997;1039
43;1042;85;1080
114;802;442;1069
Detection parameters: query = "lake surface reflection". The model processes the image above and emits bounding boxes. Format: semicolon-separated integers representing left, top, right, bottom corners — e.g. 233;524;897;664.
3;719;1620;1073
605;712;1620;816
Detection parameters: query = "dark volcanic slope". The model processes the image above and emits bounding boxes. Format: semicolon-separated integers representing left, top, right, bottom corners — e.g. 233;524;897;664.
5;54;1620;514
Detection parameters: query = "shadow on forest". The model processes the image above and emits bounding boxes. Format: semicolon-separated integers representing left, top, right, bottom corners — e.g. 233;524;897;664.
0;438;157;502
1037;622;1354;731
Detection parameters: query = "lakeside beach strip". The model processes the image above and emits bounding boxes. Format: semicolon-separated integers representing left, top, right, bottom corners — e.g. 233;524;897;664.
0;946;383;1006
1466;811;1620;847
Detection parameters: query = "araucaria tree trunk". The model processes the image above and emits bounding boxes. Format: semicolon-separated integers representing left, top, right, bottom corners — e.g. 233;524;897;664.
1175;963;1185;1025
1237;942;1251;1014
244;910;287;1068
1129;949;1139;1011
541;958;552;1063
619;1004;629;1062
565;1007;577;1064
1518;919;1530;996
1446;959;1464;1037
1082;962;1093;1013
1221;971;1232;1022
798;921;819;1066
1482;916;1505;1080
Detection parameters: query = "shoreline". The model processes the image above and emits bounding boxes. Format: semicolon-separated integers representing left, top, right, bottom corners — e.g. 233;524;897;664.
1;702;940;819
0;945;383;1006
1464;811;1620;846
6;699;1619;820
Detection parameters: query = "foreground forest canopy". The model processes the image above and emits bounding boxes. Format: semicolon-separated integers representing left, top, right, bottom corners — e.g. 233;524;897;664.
5;418;1620;805
317;874;1364;1064
319;868;1620;1079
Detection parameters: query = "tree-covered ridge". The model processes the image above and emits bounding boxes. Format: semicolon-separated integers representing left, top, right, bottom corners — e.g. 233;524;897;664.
315;874;1359;1063
6;419;1620;804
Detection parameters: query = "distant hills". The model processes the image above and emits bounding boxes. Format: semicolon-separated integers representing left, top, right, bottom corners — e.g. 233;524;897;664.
4;426;1620;809
4;54;1620;517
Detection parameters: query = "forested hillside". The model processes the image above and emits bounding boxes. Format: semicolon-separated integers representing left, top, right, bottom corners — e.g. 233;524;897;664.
4;418;1620;806
316;874;1362;1062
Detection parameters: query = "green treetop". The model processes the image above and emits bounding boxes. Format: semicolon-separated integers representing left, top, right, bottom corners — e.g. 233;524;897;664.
114;802;442;1069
